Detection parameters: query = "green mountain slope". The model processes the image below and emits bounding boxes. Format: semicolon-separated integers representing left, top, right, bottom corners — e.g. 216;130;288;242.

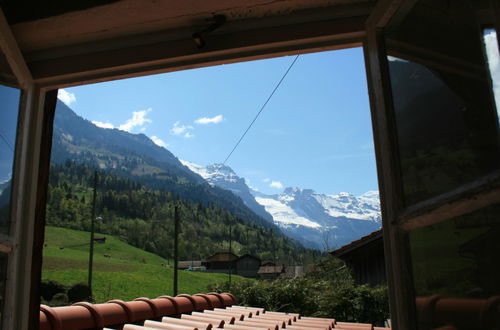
46;162;309;261
43;226;246;302
51;101;278;231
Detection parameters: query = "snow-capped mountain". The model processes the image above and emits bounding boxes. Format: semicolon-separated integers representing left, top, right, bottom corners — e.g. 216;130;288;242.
180;161;274;222
182;161;381;250
255;188;381;249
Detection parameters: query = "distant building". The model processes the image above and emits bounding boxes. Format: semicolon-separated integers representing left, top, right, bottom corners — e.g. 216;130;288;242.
178;260;202;270
261;260;276;267
258;265;284;280
281;265;304;279
330;229;386;286
235;254;261;278
202;252;239;273
93;237;106;243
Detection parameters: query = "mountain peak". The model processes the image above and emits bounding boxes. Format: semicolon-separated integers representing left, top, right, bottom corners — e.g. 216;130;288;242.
360;190;379;199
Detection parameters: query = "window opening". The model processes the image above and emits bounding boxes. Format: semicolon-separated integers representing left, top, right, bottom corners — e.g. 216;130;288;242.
41;48;388;326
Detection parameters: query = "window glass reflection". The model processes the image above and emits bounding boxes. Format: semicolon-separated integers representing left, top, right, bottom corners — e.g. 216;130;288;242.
484;29;500;123
387;57;500;205
385;1;500;205
410;204;500;329
410;206;500;298
0;85;21;234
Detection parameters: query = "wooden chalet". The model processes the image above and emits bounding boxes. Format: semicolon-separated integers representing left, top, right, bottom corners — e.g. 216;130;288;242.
235;254;261;278
257;265;285;280
331;229;386;286
202;252;238;273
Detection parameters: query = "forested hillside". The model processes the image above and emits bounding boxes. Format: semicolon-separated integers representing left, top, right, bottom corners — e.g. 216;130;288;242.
46;162;313;262
51;101;277;231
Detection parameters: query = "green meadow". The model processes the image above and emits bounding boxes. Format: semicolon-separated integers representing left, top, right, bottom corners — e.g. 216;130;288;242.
42;226;244;303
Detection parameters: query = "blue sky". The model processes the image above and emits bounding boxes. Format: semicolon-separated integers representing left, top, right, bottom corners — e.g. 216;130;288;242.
58;47;378;196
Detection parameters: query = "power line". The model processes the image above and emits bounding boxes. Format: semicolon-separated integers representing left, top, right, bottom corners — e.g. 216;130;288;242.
221;54;300;166
0;131;14;152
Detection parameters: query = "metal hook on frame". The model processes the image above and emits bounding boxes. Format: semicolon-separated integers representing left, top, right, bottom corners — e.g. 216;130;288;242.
192;14;226;48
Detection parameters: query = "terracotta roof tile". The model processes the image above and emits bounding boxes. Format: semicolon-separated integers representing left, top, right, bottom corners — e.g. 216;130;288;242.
191;311;236;324
227;306;264;315
195;294;221;308
178;294;211;311
38;293;395;330
157;295;194;314
147;318;212;329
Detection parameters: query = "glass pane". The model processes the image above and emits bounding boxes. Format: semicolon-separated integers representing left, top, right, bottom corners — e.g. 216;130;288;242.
484;29;500;123
0;85;21;234
0;253;7;328
385;1;500;205
409;204;500;328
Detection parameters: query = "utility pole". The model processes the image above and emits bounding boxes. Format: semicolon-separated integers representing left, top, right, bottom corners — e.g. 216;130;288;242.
228;221;232;288
88;171;98;301
272;231;276;274
173;205;179;296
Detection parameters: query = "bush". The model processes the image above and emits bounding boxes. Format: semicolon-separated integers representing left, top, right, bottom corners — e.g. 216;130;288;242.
49;293;69;306
40;280;67;301
209;258;390;326
67;282;92;303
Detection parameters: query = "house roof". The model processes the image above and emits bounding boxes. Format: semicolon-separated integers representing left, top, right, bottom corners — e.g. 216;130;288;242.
330;229;382;257
205;252;239;262
236;254;261;262
38;292;397;330
258;265;284;274
178;261;202;269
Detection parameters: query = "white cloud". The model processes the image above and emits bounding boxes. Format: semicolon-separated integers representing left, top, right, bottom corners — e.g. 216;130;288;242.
270;181;283;189
194;114;224;125
484;30;500;117
171;121;194;138
57;89;76;106
119;108;152;132
92;121;114;129
151;136;168;148
263;178;271;183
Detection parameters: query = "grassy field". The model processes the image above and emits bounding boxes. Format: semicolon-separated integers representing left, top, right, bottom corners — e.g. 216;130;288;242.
42;226;244;303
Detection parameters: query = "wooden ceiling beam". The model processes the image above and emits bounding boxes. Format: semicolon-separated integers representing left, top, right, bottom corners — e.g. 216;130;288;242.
366;0;417;30
0;7;32;88
27;15;367;88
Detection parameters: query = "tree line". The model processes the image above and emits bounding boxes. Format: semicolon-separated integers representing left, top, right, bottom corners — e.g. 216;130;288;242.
46;161;319;263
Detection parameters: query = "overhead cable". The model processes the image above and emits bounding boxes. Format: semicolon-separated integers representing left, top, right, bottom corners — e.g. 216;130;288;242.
221;54;300;166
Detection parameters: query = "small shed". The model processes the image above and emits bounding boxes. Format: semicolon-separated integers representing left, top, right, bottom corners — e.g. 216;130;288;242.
257;265;284;280
93;237;106;243
236;254;261;278
330;229;386;286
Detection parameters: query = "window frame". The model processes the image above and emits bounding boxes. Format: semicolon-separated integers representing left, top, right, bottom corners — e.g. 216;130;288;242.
363;0;500;328
0;1;499;329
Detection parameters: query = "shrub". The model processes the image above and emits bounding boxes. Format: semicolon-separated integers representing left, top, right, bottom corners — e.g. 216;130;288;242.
209;258;390;326
49;293;69;306
40;280;67;301
67;282;92;303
